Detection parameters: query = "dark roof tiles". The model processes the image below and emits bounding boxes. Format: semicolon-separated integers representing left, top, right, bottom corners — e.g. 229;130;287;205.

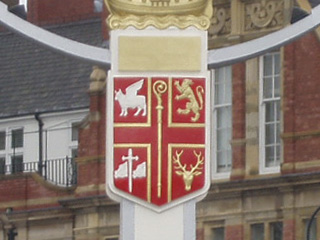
0;18;104;118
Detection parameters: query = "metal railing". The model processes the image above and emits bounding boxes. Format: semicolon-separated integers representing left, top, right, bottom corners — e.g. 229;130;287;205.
0;157;77;187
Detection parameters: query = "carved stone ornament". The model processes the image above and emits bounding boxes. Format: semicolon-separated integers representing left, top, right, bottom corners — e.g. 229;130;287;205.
208;6;231;38
104;0;213;30
245;0;284;31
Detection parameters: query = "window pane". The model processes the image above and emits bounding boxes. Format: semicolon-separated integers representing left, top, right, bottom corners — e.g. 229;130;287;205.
215;82;224;105
0;157;5;175
264;55;273;76
72;148;78;158
212;227;224;240
71;123;79;141
270;222;283;240
265;102;275;123
251;223;264;240
263;77;273;99
305;219;317;240
261;52;281;171
265;146;275;167
265;124;275;145
11;129;23;148
214;67;232;175
0;131;5;150
274;76;280;97
12;155;23;173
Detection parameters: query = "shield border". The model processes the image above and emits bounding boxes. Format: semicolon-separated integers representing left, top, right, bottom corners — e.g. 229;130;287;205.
106;73;211;212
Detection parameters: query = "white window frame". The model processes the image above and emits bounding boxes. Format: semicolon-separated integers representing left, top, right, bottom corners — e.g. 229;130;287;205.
212;67;232;179
259;52;281;174
0;127;24;173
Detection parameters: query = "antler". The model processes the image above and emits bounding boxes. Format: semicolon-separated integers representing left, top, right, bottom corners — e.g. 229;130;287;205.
190;151;204;174
173;150;186;172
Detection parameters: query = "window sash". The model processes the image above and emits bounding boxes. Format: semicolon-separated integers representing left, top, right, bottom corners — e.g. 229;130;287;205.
11;155;23;173
212;227;225;240
213;67;232;177
11;128;23;149
0;131;5;151
0;157;5;175
260;52;281;173
305;218;317;240
71;123;79;142
270;222;283;240
251;223;264;240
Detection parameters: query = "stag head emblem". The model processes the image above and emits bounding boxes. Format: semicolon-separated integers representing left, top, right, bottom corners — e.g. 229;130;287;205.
173;150;204;191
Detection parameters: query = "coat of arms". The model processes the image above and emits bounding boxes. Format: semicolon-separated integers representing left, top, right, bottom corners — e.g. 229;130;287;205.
108;76;209;211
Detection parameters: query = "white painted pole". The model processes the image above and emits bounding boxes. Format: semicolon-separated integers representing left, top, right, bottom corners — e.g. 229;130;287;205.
121;199;196;240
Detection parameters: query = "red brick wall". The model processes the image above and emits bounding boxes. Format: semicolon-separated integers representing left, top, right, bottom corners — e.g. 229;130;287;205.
27;0;99;25
76;89;106;196
231;62;246;180
225;225;243;240
283;32;320;173
0;174;72;211
283;219;295;240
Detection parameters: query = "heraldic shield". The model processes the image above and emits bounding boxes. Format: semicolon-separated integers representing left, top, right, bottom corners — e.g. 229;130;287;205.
108;76;210;210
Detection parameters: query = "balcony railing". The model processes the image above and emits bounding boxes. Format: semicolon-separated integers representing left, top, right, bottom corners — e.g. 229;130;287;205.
0;157;77;187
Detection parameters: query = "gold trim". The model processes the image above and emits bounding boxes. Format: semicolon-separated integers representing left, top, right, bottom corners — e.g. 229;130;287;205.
168;78;205;128
153;80;168;198
107;15;211;30
105;0;213;30
167;143;205;202
117;37;202;72
114;78;152;128
114;143;152;202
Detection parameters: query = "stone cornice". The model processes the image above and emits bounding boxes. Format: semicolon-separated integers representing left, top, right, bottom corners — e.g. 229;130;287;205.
205;171;320;201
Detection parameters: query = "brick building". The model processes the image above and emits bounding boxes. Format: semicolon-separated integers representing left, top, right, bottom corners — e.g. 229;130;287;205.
1;0;320;239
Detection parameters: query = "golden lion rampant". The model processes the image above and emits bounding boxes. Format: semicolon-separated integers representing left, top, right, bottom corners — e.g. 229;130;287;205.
174;79;204;122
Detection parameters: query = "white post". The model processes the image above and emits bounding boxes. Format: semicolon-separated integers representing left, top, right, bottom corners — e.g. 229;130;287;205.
120;199;196;240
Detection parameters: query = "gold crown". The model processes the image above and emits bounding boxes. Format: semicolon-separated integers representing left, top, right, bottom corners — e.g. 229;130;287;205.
104;0;213;30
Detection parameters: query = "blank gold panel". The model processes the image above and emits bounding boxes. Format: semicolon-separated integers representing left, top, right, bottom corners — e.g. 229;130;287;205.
118;36;202;72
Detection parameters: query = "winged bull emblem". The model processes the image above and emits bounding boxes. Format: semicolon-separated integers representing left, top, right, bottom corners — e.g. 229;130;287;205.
115;79;147;117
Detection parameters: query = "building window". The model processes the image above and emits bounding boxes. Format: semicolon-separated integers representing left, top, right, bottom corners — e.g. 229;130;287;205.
251;223;264;240
260;52;281;173
0;157;5;175
0;128;24;174
94;0;103;12
70;122;80;158
71;122;79;142
212;227;225;240
11;155;23;173
213;67;232;178
270;222;283;240
0;131;5;150
305;218;317;240
11;128;23;149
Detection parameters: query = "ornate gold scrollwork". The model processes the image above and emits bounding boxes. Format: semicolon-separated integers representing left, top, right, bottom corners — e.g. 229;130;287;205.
153;80;168;198
104;0;213;30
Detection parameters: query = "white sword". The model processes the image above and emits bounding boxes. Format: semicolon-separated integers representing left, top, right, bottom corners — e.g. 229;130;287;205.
122;148;139;193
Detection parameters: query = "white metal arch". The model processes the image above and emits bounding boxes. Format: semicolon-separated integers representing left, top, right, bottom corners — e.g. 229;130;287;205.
1;1;320;68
